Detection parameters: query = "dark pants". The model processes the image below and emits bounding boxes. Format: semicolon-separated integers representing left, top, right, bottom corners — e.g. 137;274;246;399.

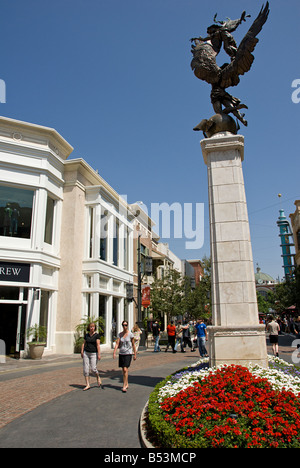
166;335;175;352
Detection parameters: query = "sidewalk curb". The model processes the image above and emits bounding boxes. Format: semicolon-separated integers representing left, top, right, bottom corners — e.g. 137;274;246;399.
139;401;155;449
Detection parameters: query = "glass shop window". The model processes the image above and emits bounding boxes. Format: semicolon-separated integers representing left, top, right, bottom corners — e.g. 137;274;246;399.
100;208;108;262
0;186;34;239
113;218;119;266
44;196;55;245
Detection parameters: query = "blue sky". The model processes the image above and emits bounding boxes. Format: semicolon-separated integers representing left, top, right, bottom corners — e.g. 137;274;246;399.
0;0;299;281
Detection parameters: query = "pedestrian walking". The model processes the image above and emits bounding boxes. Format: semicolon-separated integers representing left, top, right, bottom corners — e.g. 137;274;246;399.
175;321;184;352
113;321;137;393
132;323;142;353
81;322;103;391
182;320;196;352
165;320;176;353
152;320;161;352
195;318;208;358
267;316;280;357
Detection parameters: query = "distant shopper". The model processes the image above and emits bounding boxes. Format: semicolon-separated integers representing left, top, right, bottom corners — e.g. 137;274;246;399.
182;320;196;352
195;318;208;358
81;322;103;391
165;321;176;353
267;316;280;357
132;323;142;353
152;320;161;352
113;321;137;393
175;321;184;353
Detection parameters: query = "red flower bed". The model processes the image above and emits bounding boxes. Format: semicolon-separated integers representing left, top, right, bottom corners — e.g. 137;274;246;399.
160;365;300;448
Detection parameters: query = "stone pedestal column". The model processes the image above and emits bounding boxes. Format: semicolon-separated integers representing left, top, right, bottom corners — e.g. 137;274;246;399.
201;132;268;368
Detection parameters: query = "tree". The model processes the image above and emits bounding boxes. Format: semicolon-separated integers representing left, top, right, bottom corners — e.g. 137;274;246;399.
184;256;211;321
256;292;271;315
150;269;186;323
267;266;300;313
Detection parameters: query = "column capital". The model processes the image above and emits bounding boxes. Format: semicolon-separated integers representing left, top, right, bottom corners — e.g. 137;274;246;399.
201;133;244;165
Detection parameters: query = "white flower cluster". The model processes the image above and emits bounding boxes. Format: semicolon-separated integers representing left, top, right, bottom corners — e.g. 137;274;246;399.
249;356;300;396
157;358;209;403
157;356;300;404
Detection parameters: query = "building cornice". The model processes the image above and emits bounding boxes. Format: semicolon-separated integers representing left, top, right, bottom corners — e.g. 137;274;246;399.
0;116;74;160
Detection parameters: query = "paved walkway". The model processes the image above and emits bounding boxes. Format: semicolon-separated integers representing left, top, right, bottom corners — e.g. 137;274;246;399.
0;347;197;448
0;334;297;448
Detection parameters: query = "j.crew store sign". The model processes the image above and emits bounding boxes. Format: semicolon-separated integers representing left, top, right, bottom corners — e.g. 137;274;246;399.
0;262;30;283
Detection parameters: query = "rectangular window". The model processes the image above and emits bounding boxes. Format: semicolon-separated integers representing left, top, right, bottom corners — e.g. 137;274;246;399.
40;290;50;344
112;297;119;342
113;218;119;266
100;209;107;261
124;227;129;271
0;185;34;239
99;294;106;344
0;286;19;300
87;293;92;318
44;196;55;245
89;207;94;258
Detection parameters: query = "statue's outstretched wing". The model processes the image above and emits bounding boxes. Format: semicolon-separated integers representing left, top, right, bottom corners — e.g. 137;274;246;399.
191;42;221;85
220;2;270;89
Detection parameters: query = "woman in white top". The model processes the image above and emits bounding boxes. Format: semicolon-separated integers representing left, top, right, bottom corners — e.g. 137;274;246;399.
113;321;137;393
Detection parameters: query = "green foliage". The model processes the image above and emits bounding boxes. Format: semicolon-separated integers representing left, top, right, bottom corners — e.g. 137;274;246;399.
184;256;211;320
150;269;186;322
147;363;300;448
150;257;212;322
74;315;105;352
267;266;300;313
148;375;183;448
256;292;270;314
75;315;104;337
26;324;47;344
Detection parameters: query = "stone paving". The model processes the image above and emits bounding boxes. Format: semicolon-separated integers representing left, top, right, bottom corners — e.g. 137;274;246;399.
0;334;297;447
0;347;194;430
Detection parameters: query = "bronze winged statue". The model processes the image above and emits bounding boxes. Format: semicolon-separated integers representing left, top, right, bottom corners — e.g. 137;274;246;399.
191;2;270;136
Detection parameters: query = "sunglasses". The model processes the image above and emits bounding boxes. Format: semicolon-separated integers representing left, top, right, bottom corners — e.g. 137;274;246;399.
123;323;128;327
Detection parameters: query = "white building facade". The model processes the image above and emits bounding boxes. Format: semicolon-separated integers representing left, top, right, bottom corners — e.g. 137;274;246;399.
0;117;134;357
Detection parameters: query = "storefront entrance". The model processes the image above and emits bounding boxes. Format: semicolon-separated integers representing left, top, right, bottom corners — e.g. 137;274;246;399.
0;302;27;357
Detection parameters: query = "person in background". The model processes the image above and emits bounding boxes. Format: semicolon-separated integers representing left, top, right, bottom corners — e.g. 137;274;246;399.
81;322;103;391
267;316;280;357
175;321;184;353
165;320;176;353
132;322;142;353
152;320;161;352
195;318;209;358
182;320;196;352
